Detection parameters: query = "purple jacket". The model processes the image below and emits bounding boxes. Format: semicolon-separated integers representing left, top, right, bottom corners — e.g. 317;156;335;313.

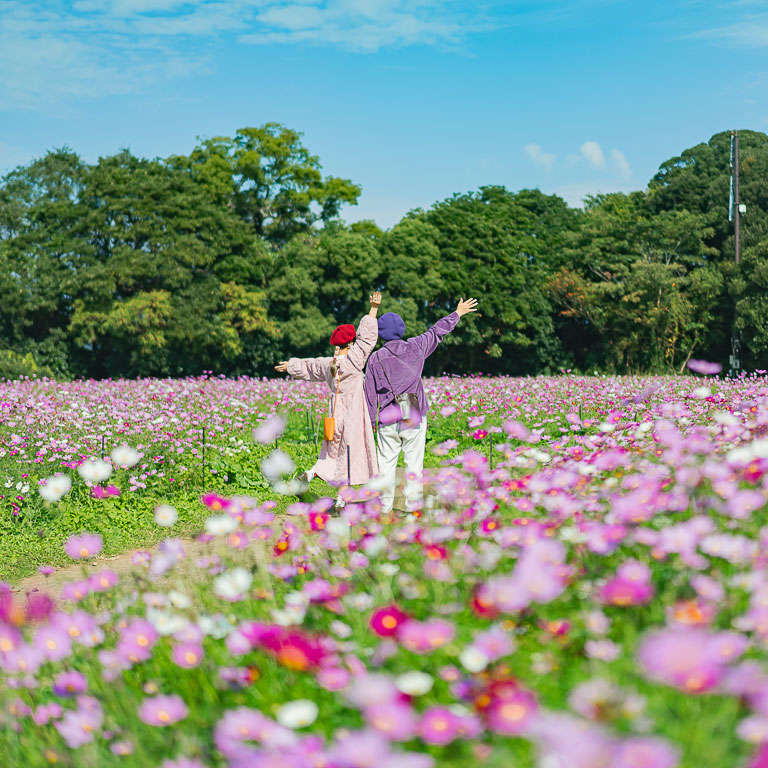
364;312;460;426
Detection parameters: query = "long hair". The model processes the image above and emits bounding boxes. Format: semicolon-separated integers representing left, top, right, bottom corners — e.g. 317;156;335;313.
329;343;352;379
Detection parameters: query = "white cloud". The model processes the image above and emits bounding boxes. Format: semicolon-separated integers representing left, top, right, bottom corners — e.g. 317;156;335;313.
524;143;556;173
693;16;768;47
611;148;632;181
580;140;605;168
0;0;498;110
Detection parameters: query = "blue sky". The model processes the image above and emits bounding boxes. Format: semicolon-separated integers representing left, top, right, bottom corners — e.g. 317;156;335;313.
0;0;766;227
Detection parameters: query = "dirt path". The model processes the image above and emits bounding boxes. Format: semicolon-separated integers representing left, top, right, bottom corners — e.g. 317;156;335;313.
10;537;211;599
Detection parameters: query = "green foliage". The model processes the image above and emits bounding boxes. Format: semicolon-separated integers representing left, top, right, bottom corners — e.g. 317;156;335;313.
2;127;768;376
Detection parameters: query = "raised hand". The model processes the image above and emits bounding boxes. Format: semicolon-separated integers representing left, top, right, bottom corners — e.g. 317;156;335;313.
370;291;382;308
274;361;288;373
456;297;478;317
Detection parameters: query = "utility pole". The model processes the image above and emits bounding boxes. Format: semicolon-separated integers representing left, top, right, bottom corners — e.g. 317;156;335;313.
734;130;740;264
729;130;741;376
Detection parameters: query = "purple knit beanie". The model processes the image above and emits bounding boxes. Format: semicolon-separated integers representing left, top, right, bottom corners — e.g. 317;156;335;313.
378;312;405;341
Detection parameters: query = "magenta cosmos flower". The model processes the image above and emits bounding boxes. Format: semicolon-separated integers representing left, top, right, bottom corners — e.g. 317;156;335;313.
138;695;188;726
64;532;103;559
369;605;409;637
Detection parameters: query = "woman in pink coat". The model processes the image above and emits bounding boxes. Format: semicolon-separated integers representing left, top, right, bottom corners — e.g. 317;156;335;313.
275;292;381;486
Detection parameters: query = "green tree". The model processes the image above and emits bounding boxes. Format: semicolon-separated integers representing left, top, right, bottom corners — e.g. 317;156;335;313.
172;124;361;246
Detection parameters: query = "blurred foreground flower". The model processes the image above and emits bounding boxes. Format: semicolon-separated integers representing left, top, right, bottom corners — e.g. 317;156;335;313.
253;414;286;444
64;533;103;560
39;474;71;503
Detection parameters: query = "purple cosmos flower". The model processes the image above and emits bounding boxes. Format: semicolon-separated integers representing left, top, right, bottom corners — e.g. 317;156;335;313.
53;670;88;697
138;694;188;726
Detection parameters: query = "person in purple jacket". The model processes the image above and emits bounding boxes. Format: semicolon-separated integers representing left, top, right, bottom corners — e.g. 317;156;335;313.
364;297;478;513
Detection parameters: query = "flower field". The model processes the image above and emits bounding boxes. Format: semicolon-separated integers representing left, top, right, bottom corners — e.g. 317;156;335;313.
2;372;768;768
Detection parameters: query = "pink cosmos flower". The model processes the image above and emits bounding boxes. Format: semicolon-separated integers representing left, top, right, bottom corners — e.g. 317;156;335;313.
61;579;91;602
89;569;119;593
638;627;734;694
613;737;680;768
117;618;158;664
418;707;460;745
687;359;722;375
54;696;103;748
34;625;72;662
599;559;654;606
33;702;62;726
397;619;455;654
138;694;188;726
172;643;204;669
366;701;417;741
485;688;538;735
64;532;103;559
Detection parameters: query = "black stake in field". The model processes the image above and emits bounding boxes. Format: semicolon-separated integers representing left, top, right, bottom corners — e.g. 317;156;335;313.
201;427;206;491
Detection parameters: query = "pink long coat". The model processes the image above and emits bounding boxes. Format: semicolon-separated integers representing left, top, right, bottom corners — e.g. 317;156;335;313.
287;315;379;485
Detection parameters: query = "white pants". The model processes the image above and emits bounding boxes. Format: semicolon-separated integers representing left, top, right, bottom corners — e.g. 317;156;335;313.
376;418;427;513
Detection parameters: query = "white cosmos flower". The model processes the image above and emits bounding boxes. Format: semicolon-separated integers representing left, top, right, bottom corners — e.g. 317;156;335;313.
167;590;191;609
272;479;307;496
205;515;238;536
261;450;295;481
110;444;141;468
39;474;72;503
692;386;711;399
146;608;190;636
362;535;387;557
395;671;433;696
198;614;233;638
214;568;253;601
330;620;352;639
78;459;112;483
378;563;399;577
459;646;489;673
326;518;350;544
276;699;318;729
714;410;739;426
154;504;178;527
253;414;286;444
365;474;390;492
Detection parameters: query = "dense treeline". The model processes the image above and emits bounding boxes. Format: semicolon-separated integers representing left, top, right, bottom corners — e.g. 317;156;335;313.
1;124;766;379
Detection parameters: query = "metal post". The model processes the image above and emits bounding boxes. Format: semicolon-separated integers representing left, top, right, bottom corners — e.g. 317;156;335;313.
489;434;494;471
101;435;105;460
202;427;206;491
730;130;742;377
347;446;351;486
306;408;311;442
734;130;740;265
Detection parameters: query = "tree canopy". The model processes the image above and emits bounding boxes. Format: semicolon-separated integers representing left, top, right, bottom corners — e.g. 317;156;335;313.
0;126;765;379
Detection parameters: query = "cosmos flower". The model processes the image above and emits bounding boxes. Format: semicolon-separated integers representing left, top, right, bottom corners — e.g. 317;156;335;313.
64;533;103;560
77;459;112;484
110;445;141;468
138;695;188;726
39;474;72;503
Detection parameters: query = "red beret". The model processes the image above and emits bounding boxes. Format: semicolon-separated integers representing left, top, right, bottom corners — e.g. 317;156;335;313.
330;324;356;346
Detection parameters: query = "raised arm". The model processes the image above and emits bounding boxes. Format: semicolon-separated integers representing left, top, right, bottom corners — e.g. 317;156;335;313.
276;357;331;382
411;297;478;359
347;292;382;371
